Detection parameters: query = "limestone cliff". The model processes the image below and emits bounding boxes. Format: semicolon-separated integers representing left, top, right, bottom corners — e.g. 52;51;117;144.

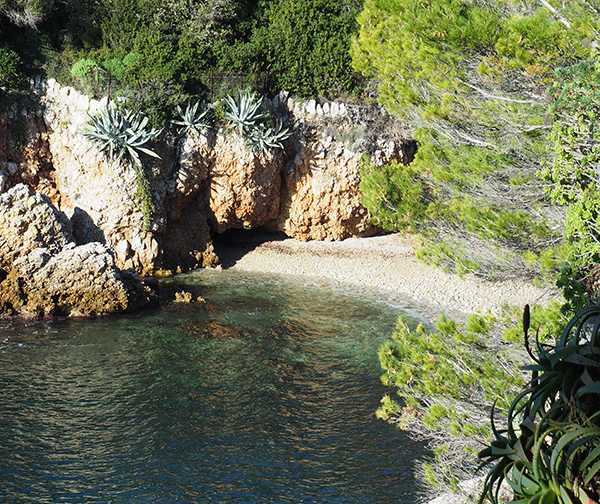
0;80;411;278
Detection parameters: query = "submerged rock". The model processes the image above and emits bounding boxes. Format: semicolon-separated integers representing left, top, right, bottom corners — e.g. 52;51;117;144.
181;320;245;339
0;184;154;317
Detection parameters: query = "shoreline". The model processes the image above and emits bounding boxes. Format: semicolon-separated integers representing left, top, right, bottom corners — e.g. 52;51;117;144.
215;232;561;318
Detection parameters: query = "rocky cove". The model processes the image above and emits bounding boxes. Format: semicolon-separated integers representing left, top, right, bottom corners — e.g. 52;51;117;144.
0;80;415;317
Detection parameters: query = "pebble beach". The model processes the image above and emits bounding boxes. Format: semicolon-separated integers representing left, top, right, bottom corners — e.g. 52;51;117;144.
216;232;561;318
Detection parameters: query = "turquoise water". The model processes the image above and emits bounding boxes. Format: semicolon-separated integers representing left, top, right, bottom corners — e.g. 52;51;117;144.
0;269;430;503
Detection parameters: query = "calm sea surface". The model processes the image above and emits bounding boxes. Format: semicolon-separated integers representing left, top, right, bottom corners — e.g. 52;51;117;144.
0;269;432;503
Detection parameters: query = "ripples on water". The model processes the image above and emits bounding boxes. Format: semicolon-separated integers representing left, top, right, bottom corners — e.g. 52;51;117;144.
0;269;431;503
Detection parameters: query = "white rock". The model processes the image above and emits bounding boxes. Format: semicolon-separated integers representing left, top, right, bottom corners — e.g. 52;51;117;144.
115;239;131;258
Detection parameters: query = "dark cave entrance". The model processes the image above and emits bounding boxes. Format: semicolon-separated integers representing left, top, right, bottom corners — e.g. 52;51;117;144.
210;227;289;268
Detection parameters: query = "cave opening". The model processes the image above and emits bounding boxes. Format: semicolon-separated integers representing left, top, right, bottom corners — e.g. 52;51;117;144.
210;227;289;269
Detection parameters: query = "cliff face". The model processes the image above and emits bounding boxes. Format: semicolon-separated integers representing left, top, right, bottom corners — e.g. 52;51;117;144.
0;81;411;277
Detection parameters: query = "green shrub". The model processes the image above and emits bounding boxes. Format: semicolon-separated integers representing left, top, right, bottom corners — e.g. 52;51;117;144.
0;44;22;92
377;311;528;490
540;60;600;311
71;58;98;78
121;76;188;130
350;0;598;279
360;159;433;232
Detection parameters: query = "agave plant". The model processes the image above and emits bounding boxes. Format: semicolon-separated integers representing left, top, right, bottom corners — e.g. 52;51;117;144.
83;101;162;167
83;102;161;229
223;90;266;136
171;101;212;136
245;119;292;154
478;304;600;504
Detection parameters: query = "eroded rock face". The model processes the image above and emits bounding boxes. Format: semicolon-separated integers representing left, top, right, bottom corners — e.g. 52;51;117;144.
0;184;154;317
272;136;372;241
208;135;283;232
0;82;411;281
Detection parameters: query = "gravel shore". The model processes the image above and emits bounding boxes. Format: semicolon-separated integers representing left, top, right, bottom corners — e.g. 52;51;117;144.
214;232;561;317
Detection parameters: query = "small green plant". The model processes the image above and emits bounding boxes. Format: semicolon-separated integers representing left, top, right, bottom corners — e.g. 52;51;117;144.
223;90;266;136
0;44;22;92
245;120;292;154
83;102;161;229
71;58;99;79
171;101;212;136
101;58;125;80
479;304;600;504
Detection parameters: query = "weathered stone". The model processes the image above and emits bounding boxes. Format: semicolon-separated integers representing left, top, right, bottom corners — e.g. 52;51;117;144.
207;135;282;232
0;83;411;283
0;184;154;317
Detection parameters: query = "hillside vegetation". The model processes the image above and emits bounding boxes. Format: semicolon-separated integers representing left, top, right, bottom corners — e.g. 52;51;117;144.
3;0;600;501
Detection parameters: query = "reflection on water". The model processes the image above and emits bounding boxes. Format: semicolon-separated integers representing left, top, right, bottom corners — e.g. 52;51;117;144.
0;269;430;503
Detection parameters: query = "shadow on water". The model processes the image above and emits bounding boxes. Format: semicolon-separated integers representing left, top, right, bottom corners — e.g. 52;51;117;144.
211;227;289;269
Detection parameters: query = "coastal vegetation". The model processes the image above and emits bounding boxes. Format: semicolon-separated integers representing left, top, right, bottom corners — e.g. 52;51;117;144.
82;102;162;229
351;0;600;499
478;304;600;504
3;0;600;501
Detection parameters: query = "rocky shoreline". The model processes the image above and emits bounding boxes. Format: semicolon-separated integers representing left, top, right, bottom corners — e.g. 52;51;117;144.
1;182;559;319
0;184;155;317
0;80;560;321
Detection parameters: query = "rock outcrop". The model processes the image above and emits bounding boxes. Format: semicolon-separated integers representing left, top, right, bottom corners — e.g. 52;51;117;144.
0;80;412;280
0;184;154;317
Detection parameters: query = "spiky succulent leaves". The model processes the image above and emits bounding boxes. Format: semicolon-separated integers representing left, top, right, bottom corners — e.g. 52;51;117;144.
83;102;161;229
83;102;162;167
223;90;266;136
478;304;600;504
171;101;212;136
246;120;292;154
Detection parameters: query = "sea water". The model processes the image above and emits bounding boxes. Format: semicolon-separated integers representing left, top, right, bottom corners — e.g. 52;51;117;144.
0;269;432;503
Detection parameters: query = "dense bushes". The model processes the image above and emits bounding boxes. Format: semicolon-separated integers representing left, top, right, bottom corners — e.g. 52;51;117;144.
351;0;600;499
359;160;433;232
541;61;600;312
0;0;360;110
249;0;360;97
